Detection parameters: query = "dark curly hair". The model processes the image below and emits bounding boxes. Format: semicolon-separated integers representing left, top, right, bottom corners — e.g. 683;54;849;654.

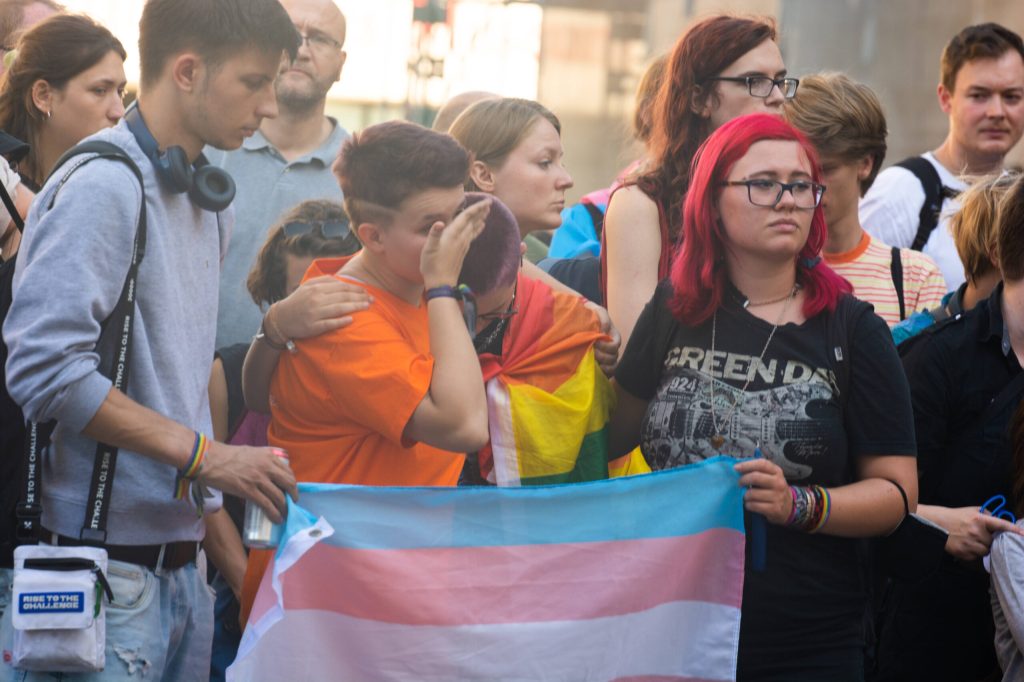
246;199;361;306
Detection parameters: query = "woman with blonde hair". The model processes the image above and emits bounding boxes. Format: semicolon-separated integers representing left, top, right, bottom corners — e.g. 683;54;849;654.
448;97;573;262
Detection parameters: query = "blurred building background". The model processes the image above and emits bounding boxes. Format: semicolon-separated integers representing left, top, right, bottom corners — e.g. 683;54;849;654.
62;0;1024;204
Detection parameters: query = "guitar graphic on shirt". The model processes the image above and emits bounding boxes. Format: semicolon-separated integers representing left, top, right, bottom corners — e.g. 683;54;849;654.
644;375;836;479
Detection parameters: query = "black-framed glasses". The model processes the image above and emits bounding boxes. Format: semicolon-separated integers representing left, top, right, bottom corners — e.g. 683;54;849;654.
720;179;825;209
283;219;350;239
706;75;799;99
295;27;343;52
478;280;518;322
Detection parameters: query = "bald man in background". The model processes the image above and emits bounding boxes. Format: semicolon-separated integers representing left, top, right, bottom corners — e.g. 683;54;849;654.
431;90;497;132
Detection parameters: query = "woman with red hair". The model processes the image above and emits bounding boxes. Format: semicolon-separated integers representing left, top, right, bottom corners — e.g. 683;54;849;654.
603;14;797;348
609;113;918;680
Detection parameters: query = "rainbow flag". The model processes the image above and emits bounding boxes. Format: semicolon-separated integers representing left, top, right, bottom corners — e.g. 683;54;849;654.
477;273;621;486
229;457;746;682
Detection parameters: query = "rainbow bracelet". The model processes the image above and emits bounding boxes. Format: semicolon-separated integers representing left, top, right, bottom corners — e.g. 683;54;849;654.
174;432;208;500
809;485;832;533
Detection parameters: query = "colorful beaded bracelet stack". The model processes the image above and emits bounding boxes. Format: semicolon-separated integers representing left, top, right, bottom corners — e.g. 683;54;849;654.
174;431;208;500
786;484;831;533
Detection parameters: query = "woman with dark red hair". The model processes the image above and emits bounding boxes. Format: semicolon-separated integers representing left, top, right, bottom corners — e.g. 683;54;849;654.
603;14;797;348
609;113;918;681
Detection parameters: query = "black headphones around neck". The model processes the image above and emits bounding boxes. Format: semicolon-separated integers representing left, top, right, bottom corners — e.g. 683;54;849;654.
124;103;235;212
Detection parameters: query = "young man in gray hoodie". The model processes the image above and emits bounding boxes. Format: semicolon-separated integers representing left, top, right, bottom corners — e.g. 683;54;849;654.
1;0;300;678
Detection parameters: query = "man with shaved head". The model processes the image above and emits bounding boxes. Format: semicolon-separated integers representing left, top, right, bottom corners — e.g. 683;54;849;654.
208;0;351;348
431;90;497;132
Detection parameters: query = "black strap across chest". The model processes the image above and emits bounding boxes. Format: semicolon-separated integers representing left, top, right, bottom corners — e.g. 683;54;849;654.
17;140;146;545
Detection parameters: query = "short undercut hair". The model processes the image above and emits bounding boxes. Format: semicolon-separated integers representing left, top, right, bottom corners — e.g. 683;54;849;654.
335;120;470;227
940;23;1024;94
458;193;520;297
138;0;300;87
784;72;888;195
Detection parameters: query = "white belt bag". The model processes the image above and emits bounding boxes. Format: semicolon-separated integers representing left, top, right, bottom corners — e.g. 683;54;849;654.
11;544;113;672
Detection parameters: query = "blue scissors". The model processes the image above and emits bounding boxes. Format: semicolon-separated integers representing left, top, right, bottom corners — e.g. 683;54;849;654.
980;494;1017;524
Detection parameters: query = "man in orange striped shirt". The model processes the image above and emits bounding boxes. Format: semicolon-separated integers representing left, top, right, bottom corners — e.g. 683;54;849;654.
786;73;946;326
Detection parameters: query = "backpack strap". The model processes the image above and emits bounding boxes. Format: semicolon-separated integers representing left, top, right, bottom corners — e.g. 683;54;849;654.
0;177;23;234
825;294;874;419
16;139;146;546
890;246;906;321
893;156;957;252
581;200;605;241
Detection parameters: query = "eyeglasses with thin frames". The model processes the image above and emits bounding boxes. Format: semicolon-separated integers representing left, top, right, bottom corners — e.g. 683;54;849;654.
295;28;343;52
282;220;351;239
478;280;518;323
706;75;800;99
719;179;825;210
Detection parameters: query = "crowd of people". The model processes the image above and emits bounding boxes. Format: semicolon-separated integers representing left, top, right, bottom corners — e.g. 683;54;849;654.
0;0;1022;680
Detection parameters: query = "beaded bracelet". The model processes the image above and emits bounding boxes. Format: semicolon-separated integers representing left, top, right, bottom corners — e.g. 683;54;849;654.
174;432;208;500
786;485;831;533
809;486;832;533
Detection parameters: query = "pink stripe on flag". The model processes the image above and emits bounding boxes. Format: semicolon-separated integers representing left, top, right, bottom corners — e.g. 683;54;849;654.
249;557;277;624
612;677;725;682
277;528;744;626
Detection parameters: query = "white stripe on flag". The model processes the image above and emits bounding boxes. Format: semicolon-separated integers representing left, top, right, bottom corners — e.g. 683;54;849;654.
486;377;520;486
228;598;740;682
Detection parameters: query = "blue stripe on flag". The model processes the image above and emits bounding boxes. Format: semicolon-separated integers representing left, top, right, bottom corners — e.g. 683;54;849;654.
291;456;744;550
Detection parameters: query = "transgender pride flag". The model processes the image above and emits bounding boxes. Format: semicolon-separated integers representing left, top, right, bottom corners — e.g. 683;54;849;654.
229;457;746;682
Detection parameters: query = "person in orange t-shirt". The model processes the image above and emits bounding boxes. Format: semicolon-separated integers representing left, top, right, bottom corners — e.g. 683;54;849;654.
240;120;492;621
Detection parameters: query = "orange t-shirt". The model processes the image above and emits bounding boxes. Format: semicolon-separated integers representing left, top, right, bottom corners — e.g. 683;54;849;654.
267;256;463;487
241;256;464;623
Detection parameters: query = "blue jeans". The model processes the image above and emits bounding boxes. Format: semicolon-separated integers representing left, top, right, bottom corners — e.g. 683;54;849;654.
208;573;241;682
1;559;213;681
0;568;11;622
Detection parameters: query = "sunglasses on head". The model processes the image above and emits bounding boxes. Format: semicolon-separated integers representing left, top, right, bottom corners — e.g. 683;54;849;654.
282;219;350;239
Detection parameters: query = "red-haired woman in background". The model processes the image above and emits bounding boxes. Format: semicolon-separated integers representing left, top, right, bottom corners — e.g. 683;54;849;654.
603;15;795;347
609;113;917;681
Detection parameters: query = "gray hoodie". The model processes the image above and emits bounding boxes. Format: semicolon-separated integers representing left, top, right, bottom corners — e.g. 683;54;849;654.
3;121;229;544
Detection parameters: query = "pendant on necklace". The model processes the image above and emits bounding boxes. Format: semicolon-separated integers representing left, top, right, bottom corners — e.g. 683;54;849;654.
711;434;725;450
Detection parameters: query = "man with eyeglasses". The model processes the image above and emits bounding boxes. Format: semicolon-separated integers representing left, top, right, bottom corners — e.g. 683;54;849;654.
860;23;1024;292
208;0;351;349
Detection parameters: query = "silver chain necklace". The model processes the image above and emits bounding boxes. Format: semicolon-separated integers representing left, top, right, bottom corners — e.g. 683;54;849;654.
708;284;798;450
